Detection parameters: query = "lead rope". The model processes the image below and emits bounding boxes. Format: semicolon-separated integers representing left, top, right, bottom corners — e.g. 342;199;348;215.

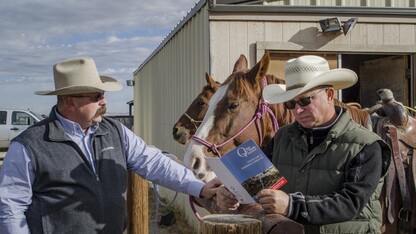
189;76;279;221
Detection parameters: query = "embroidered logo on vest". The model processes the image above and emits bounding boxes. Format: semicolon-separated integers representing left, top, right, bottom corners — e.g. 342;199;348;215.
101;146;115;152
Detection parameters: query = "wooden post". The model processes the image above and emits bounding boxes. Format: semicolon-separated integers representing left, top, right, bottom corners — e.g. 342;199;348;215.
127;172;148;234
201;214;261;234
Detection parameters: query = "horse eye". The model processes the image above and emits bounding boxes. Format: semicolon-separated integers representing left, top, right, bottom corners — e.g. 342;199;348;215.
197;100;205;106
229;102;239;110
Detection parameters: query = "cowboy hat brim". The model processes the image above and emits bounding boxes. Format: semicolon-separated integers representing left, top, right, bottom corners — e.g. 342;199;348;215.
263;68;357;104
35;76;122;95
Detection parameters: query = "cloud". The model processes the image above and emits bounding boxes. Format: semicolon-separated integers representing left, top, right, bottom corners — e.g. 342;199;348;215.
0;0;198;114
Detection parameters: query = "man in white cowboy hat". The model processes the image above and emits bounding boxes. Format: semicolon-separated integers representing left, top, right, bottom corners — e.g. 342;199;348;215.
0;56;220;233
216;55;391;233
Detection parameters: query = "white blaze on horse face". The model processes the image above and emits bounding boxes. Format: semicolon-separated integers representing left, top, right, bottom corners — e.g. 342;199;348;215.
183;84;229;182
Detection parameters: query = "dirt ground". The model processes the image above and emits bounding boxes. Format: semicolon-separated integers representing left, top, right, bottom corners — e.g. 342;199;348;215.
148;187;195;234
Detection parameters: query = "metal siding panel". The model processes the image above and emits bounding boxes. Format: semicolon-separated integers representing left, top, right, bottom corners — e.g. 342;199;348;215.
298;22;321;44
384;24;400;45
367;23;384;45
229;21;249;72
247;21;266;66
265;22;283;42
350;23;368;45
282;22;300;42
134;4;210;154
211;21;231;82
400;24;415;45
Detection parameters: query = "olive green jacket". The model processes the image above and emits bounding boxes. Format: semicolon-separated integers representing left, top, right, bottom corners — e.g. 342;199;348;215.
272;110;390;234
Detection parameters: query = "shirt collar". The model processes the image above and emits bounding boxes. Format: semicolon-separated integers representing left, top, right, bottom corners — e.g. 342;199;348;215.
54;107;99;136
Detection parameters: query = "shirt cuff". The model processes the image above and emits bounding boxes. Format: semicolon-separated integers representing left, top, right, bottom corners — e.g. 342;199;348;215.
187;180;206;198
287;193;294;218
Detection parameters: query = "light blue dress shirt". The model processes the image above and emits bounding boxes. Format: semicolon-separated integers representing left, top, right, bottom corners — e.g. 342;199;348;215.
0;111;205;233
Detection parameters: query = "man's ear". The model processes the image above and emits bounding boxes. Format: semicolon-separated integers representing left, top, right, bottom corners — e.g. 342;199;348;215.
65;97;77;109
326;88;335;102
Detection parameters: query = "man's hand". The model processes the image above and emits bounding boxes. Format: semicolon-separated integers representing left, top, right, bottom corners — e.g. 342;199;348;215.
256;189;289;216
200;177;222;199
216;185;240;210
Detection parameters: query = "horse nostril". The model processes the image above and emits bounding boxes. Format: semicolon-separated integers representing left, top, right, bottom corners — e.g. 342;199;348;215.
193;158;200;171
173;127;178;135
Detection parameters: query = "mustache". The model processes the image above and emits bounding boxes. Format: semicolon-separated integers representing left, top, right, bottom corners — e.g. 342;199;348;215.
95;106;107;117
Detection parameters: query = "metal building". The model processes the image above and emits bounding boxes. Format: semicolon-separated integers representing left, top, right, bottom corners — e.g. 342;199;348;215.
133;0;416;230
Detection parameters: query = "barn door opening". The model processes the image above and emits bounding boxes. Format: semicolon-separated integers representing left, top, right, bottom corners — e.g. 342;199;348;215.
269;52;412;110
359;56;408;108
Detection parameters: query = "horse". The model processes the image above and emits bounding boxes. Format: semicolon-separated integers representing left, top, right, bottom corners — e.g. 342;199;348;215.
172;73;220;145
184;51;294;182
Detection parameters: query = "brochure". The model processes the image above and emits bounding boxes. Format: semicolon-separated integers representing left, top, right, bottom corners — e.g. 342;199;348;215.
206;139;287;204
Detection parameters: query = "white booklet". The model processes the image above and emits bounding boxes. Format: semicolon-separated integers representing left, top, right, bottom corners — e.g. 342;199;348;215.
206;139;287;204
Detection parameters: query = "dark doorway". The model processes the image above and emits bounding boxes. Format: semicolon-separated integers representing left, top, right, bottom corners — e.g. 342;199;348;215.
341;54;411;108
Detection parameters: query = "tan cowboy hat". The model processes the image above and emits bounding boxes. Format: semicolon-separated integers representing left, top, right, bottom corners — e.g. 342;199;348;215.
35;56;122;95
262;55;357;104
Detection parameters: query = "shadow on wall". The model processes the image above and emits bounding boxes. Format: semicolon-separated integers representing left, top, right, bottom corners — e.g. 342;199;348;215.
288;26;342;50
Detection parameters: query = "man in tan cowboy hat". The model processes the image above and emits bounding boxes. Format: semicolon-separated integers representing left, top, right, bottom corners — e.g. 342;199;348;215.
216;55;391;233
0;56;220;233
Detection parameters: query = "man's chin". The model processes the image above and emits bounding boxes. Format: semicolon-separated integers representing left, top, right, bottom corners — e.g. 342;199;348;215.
92;115;103;123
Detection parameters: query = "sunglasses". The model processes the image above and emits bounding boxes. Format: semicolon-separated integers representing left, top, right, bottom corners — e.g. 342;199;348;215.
284;88;327;110
70;92;105;102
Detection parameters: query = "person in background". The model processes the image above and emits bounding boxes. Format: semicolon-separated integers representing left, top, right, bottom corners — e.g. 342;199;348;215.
216;55;391;234
0;56;220;233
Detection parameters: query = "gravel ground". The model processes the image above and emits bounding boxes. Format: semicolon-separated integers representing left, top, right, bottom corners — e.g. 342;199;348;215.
148;187;195;234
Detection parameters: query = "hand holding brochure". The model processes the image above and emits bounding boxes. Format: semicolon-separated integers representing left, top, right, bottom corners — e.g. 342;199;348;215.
206;139;287;204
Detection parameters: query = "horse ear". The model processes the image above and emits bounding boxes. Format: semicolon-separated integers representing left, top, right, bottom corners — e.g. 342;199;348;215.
247;51;270;85
232;54;248;73
205;72;217;88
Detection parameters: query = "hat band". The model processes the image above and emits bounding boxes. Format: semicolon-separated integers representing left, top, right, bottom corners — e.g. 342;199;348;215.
286;83;307;91
286;66;321;76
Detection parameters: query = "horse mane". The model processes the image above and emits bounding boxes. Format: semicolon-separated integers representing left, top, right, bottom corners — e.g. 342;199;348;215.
334;99;371;128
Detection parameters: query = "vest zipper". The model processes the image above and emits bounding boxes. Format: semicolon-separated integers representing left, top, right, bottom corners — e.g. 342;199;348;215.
91;135;100;182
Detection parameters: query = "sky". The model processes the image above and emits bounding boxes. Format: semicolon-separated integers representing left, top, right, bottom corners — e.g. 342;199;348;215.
0;0;199;115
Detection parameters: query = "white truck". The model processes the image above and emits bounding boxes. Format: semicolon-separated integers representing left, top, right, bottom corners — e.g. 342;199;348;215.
0;108;44;150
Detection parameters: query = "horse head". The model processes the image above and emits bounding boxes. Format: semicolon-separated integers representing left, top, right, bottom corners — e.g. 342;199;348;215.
172;73;221;145
183;51;294;182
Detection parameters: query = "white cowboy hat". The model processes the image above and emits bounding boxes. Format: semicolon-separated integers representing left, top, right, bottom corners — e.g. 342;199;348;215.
262;55;357;104
35;56;122;95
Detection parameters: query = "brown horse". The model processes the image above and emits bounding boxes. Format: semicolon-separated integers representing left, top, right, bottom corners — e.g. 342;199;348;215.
172;73;220;145
184;52;294;182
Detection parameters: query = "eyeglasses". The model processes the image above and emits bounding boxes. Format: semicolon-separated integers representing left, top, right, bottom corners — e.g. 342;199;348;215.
69;92;105;102
284;88;327;110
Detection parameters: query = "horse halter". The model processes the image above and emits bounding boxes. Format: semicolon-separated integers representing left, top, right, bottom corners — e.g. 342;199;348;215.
184;112;203;130
191;77;279;157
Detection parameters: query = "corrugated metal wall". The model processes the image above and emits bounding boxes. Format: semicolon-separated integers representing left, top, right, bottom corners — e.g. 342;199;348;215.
133;3;211;230
135;4;210;155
